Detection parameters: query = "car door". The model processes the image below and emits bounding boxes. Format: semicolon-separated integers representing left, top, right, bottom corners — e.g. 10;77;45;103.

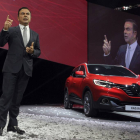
72;65;86;99
68;66;80;95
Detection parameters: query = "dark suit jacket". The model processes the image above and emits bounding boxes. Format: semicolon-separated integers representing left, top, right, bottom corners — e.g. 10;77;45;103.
0;26;41;76
104;44;140;74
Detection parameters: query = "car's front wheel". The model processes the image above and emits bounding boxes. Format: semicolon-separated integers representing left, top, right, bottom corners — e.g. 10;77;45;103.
64;89;73;109
84;91;98;117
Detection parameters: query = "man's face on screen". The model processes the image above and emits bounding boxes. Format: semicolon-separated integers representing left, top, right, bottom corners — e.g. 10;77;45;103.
124;22;137;45
18;9;31;26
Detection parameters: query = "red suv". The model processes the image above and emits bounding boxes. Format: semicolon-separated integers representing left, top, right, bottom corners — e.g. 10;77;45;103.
64;63;140;117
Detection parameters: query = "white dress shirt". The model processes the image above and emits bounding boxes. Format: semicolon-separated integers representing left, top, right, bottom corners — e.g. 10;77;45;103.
19;24;30;44
125;40;137;66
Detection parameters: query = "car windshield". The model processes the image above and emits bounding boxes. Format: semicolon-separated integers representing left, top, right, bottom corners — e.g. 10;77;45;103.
87;65;136;77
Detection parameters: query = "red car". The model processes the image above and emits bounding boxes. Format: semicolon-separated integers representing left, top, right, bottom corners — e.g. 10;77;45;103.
64;63;140;117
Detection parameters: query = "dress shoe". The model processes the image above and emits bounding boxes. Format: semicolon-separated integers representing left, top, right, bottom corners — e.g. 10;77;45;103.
0;127;3;136
7;126;25;135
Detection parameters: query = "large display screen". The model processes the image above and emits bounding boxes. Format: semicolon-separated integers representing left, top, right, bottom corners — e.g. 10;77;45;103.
0;0;87;67
88;3;140;65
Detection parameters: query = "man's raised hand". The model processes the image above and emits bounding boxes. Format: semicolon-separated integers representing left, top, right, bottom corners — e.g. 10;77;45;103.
103;35;111;55
30;42;34;51
4;15;13;30
26;42;34;54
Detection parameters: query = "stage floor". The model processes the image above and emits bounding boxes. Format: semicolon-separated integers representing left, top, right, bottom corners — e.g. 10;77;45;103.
1;104;140;140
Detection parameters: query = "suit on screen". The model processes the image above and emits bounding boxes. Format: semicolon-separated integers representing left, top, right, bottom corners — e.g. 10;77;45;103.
104;44;140;74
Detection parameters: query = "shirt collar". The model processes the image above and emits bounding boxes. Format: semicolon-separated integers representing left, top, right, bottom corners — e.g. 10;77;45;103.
127;40;137;50
19;24;29;30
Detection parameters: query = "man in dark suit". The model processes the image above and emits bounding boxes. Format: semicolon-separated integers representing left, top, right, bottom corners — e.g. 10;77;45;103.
103;19;140;74
0;7;41;135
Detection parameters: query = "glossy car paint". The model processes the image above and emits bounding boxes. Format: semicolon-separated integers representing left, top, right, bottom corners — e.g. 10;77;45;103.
65;63;140;109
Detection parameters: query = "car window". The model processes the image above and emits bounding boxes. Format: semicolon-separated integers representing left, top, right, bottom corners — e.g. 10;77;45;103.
71;66;80;77
79;65;86;75
87;65;136;78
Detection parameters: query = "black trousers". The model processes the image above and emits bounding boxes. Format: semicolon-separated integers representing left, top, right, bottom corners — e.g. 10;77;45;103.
0;66;29;128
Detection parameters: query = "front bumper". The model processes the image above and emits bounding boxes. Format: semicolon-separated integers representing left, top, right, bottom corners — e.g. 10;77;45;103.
93;96;140;112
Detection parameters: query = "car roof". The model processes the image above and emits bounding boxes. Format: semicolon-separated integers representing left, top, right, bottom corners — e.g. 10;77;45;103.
74;63;125;70
87;64;124;68
78;63;124;68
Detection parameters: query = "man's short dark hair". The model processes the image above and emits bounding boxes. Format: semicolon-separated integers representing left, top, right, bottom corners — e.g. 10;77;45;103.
125;19;138;32
18;7;31;16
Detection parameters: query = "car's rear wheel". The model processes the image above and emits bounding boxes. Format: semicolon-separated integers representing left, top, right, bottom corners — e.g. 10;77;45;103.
64;89;73;109
84;91;98;117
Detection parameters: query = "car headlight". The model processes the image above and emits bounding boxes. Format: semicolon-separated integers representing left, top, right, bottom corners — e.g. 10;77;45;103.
93;79;114;88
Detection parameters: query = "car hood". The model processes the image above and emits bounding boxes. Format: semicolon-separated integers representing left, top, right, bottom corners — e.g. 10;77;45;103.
90;74;140;85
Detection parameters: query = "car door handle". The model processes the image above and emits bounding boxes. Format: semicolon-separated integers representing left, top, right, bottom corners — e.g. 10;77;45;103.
67;81;69;83
73;82;76;84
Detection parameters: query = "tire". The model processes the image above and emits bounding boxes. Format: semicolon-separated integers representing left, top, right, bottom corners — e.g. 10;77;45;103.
64;89;73;109
83;91;98;117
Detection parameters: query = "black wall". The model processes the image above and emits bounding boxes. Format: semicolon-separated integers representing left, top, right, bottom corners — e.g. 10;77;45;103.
0;48;74;105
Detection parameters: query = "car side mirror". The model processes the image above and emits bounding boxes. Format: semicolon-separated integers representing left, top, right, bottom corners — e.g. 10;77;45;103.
75;71;85;77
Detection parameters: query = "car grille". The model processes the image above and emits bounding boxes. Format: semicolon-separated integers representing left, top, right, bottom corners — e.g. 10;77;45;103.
114;84;140;97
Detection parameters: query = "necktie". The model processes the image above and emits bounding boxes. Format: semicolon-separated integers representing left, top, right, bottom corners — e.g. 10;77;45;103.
23;26;27;47
126;46;131;68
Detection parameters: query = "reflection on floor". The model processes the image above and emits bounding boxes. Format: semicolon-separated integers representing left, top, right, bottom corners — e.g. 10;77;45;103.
20;104;140;125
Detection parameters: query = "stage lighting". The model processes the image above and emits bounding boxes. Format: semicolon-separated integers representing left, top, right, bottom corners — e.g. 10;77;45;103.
114;4;140;11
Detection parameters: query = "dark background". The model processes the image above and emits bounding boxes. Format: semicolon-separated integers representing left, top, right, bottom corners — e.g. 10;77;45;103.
0;48;74;104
